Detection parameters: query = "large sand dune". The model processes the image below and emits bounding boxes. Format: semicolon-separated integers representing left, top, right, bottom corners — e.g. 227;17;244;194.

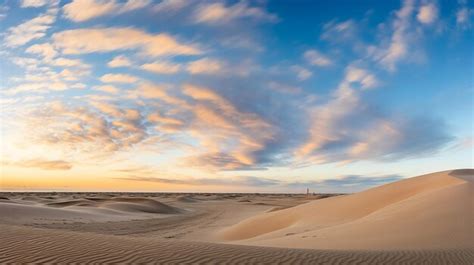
0;169;472;264
220;169;474;250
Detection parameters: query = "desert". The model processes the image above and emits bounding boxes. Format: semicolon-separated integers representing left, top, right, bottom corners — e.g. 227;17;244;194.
1;169;472;264
1;0;473;264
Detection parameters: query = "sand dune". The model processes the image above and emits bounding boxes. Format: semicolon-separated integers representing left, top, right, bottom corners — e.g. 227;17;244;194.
176;195;198;203
220;169;473;250
100;198;183;214
1;170;472;264
0;196;184;224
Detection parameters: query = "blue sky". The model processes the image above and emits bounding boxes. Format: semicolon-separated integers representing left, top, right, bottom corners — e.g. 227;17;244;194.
0;0;472;192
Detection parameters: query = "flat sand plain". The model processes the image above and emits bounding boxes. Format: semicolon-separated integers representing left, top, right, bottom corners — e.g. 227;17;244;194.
1;169;472;264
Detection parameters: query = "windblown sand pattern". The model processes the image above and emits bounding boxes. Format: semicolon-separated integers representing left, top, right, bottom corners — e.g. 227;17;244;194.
1;225;473;264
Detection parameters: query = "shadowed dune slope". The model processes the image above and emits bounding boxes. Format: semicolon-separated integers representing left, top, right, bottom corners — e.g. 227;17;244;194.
220;169;474;250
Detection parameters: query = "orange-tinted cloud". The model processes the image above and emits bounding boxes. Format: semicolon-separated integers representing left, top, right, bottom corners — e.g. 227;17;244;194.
53;27;201;57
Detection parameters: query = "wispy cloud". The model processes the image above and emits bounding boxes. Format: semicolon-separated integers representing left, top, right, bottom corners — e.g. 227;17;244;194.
63;0;151;22
4;1;58;47
417;2;438;24
100;73;139;83
117;172;403;193
284;175;404;193
21;0;49;8
52;27;202;56
304;49;332;67
141;61;181;74
117;175;281;187
187;58;223;74
108;55;132;68
193;1;277;24
6;159;73;170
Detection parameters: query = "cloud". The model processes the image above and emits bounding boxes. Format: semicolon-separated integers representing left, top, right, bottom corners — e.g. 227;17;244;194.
304;49;332;67
5;82;68;95
344;66;378;90
290;65;312;81
153;0;187;13
26;43;58;59
194;1;277;24
141;61;181;74
52;27;202;57
148;112;183;127
295;64;451;164
19;159;72;170
187;58;223;74
119;0;151;13
18;101;150;156
368;0;417;71
0;4;8;20
285;175;404;193
63;0;115;22
108;55;132;68
63;0;151;22
4;2;58;47
117;175;280;187
456;6;472;29
90;101;122;117
417;3;438;24
100;73;139;83
182;84;275;170
52;57;89;68
3;51;91;95
21;0;48;8
94;85;120;94
117;172;402;193
321;20;358;43
456;8;469;24
127;82;183;105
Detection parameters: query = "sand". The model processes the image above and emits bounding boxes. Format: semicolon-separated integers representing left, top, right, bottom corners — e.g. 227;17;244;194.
220;169;473;250
0;169;472;264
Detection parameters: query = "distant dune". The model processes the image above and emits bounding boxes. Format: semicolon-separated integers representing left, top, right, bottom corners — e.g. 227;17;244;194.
0;196;184;225
220;169;474;250
0;169;472;264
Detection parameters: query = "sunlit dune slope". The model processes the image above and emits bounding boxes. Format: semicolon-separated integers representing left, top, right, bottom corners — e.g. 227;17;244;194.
220;169;474;250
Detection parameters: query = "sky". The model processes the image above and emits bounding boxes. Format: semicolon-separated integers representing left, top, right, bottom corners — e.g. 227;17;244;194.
0;0;472;193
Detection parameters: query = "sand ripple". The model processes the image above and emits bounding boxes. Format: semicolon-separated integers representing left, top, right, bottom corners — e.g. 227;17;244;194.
1;224;472;264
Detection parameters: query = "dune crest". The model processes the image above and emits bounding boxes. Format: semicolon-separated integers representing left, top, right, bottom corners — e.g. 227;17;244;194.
220;170;473;249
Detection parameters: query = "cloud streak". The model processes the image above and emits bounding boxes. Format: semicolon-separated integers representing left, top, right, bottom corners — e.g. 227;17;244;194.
52;27;201;57
4;1;58;47
117;173;404;193
63;0;151;22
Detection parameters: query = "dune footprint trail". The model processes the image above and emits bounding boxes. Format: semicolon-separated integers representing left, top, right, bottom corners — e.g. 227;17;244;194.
220;169;474;250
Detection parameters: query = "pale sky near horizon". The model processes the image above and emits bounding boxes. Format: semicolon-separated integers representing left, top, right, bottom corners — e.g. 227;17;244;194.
0;0;473;192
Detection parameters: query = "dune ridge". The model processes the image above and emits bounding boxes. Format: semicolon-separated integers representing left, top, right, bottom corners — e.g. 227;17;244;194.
220;170;473;250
